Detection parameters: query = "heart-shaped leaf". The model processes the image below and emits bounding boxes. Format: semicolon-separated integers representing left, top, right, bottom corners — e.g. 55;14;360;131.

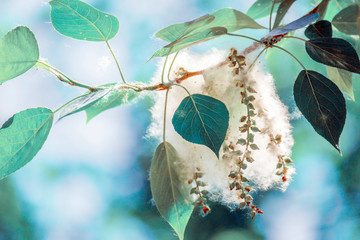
305;20;332;39
172;94;229;157
150;142;194;240
247;0;284;20
49;0;119;41
294;70;346;152
85;84;140;123
59;87;112;120
306;38;360;74
0;26;39;83
332;4;360;35
151;8;265;58
273;0;296;29
0;108;53;179
326;66;354;101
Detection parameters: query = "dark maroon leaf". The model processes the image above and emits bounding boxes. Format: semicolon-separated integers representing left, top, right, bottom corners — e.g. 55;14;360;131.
273;0;296;29
294;70;346;153
332;4;360;35
305;20;332;39
306;38;360;74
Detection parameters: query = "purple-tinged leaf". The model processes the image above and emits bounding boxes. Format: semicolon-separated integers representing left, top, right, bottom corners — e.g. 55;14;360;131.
265;12;319;38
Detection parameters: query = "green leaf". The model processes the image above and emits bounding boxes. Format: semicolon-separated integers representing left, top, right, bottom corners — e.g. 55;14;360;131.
0;108;53;179
150;142;194;240
305;20;332;39
152;27;227;58
49;0;119;41
250;144;259;150
155;14;216;42
332;4;360;35
326;66;354;101
273;0;296;29
151;8;265;58
0;26;39;83
305;38;360;74
172;94;229;157
316;0;330;21
247;0;283;20
59;88;112;120
85;84;140;122
294;70;346;153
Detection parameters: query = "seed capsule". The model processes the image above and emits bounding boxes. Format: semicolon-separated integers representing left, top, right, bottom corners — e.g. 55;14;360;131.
239;202;246;209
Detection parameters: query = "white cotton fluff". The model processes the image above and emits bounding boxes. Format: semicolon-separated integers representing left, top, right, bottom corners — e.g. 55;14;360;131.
147;48;294;207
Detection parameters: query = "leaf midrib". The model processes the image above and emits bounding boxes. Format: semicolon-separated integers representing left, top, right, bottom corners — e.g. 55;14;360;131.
188;96;216;152
304;71;337;146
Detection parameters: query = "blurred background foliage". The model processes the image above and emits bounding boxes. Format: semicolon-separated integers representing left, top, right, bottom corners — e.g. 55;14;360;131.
0;0;359;239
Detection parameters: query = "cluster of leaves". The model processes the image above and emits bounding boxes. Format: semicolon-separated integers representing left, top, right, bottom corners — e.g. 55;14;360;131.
0;0;359;239
150;1;360;239
0;0;140;181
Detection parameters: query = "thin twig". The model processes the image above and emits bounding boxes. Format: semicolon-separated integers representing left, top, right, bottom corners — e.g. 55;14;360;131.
163;89;170;143
269;0;277;31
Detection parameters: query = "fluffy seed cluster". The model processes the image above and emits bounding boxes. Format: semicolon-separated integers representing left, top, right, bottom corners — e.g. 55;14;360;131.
148;48;295;216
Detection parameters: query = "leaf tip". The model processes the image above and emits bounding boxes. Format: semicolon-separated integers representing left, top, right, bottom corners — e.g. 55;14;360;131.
335;144;342;156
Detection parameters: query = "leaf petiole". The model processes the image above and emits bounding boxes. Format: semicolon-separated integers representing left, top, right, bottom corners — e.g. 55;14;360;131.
105;40;128;85
226;33;263;44
248;47;267;72
161;47;173;84
163;89;170;143
269;0;277;31
36;60;100;91
282;35;308;42
167;51;180;82
271;45;307;70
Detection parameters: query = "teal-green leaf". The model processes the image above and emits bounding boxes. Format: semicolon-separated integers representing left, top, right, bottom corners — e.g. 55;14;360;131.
59;88;112;120
49;0;119;41
273;0;296;29
326;66;354;101
247;0;283;20
151;8;265;58
85;84;140;122
155;14;216;43
172;94;229;157
0;26;39;83
150;142;194;240
0;108;53;179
